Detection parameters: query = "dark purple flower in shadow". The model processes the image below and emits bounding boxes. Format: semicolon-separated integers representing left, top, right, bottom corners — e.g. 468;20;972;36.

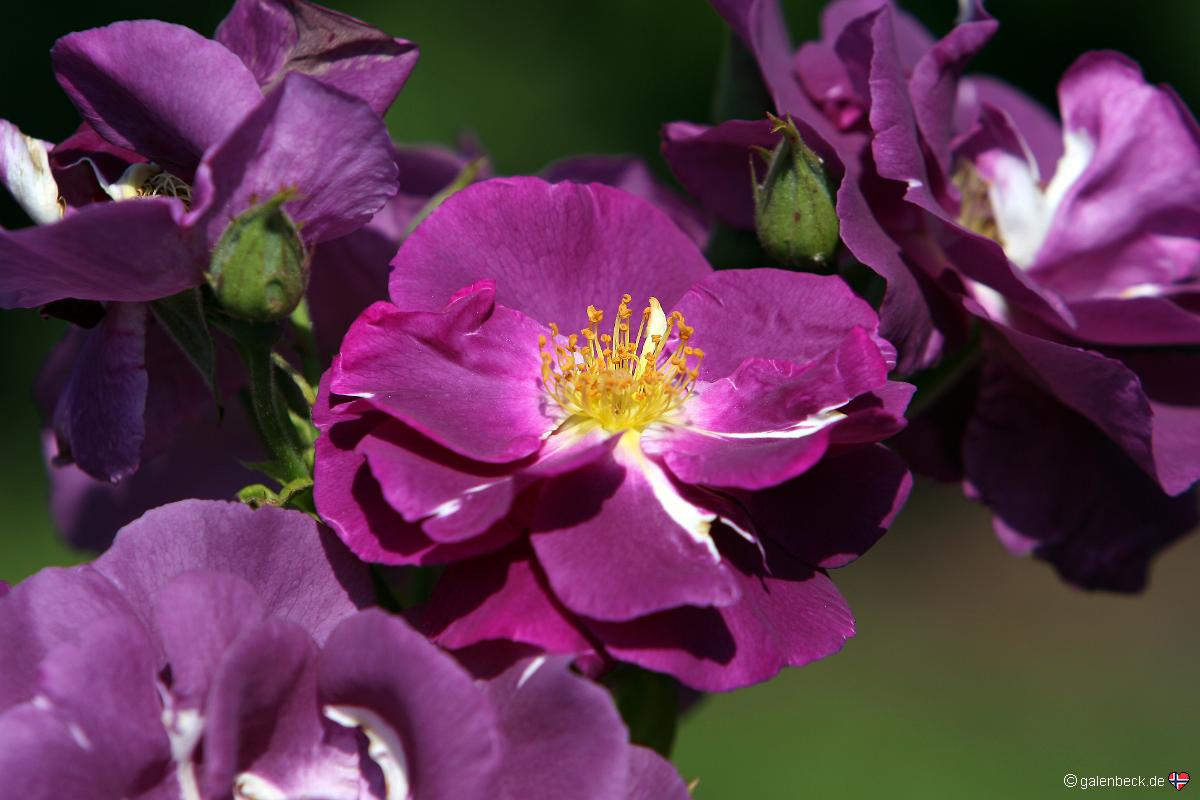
0;500;688;799
316;177;912;691
854;7;1200;588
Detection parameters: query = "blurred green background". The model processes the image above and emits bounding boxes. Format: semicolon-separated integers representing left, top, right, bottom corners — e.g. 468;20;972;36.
2;1;1197;797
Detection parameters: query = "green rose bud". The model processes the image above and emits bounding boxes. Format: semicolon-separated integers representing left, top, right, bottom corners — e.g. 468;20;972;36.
753;114;840;266
207;191;309;323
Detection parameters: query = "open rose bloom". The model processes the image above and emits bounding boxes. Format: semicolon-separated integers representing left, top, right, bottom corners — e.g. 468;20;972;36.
316;177;913;691
664;0;1200;590
0;500;688;799
853;5;1200;589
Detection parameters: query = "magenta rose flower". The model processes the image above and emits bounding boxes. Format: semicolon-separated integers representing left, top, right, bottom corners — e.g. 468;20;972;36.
315;177;912;691
0;499;688;799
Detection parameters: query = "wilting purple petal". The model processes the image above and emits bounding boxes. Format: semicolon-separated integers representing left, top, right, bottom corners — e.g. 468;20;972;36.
51;21;262;172
332;286;555;463
865;8;1070;326
486;656;628;800
216;0;419;117
320;609;502;800
48;302;147;483
0;199;198;308
964;361;1197;591
44;404;260;551
388;178;711;330
187;72;398;248
820;0;933;71
836;164;947;373
530;445;740;622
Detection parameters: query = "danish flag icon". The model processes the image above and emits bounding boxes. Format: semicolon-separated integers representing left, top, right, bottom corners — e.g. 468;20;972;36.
1169;772;1190;791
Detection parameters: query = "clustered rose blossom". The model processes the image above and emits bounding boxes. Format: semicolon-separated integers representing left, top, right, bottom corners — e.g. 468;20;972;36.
0;0;1196;793
664;0;1199;589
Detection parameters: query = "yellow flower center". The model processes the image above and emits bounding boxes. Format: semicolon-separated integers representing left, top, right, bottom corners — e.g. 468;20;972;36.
952;160;1003;245
137;169;192;207
539;294;704;432
107;163;193;208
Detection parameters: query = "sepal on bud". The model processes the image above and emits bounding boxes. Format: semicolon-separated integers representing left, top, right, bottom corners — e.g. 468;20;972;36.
753;114;839;266
206;190;309;322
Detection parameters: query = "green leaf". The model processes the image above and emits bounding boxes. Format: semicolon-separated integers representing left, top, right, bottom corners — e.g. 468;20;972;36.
236;477;315;516
603;664;679;757
237;483;277;507
150;288;219;404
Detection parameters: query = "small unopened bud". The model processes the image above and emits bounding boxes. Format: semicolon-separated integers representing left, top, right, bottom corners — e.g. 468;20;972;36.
207;191;309;322
753;115;839;266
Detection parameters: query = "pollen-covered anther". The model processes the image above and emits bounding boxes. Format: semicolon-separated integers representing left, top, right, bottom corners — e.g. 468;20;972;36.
540;295;703;431
137;169;193;208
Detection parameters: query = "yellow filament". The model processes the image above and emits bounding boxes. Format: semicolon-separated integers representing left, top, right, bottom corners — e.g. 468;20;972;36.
539;295;704;432
137;169;193;208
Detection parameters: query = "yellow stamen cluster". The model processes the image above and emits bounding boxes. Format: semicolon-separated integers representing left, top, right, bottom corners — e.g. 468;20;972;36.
952;161;1002;245
137;170;192;208
539;295;704;432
